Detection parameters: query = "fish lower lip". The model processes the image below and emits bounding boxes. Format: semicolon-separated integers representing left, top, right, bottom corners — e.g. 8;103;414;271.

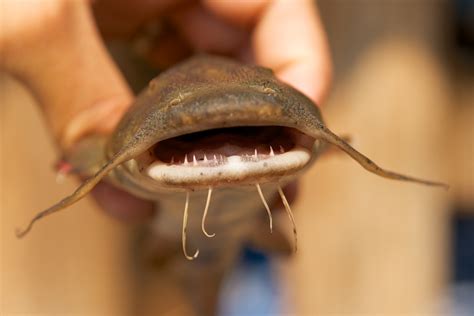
146;146;311;187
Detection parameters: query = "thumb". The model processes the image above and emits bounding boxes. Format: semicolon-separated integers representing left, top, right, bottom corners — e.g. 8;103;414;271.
1;0;132;150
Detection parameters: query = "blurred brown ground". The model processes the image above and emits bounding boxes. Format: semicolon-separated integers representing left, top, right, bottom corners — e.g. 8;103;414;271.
1;1;473;315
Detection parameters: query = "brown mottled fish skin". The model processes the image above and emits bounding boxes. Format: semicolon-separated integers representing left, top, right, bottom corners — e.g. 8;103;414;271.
109;55;322;156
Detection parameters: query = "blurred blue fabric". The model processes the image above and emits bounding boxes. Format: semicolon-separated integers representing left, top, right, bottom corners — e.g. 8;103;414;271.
450;213;474;315
218;248;283;316
453;215;474;282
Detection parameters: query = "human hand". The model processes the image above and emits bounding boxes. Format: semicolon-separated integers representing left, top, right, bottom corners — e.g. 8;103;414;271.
1;0;332;222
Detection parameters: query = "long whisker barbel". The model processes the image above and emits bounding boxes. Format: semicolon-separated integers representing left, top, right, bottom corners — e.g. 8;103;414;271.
256;183;273;233
182;191;199;260
277;185;297;252
201;187;215;238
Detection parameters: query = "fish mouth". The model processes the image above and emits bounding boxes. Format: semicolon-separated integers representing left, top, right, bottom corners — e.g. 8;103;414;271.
134;126;317;189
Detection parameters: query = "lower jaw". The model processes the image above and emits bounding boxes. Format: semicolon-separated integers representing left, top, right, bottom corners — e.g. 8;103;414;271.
145;146;312;189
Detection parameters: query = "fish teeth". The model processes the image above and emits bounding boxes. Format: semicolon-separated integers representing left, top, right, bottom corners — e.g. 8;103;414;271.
177;150;286;166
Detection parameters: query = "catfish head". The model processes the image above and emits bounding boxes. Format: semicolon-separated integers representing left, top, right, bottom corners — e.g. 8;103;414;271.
16;56;447;248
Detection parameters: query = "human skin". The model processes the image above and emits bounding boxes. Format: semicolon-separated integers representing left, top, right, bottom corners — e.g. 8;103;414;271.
0;0;332;222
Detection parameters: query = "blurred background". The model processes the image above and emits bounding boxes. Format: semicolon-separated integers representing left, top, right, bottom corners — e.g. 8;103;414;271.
1;0;473;315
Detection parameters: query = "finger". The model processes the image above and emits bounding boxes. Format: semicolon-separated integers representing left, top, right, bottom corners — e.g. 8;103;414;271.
1;0;150;222
204;0;332;104
1;0;132;150
203;0;268;28
170;2;247;55
253;0;332;104
91;182;154;223
92;0;185;39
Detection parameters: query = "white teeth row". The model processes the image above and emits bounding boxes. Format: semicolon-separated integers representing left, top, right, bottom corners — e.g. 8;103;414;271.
174;154;228;166
169;146;286;166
